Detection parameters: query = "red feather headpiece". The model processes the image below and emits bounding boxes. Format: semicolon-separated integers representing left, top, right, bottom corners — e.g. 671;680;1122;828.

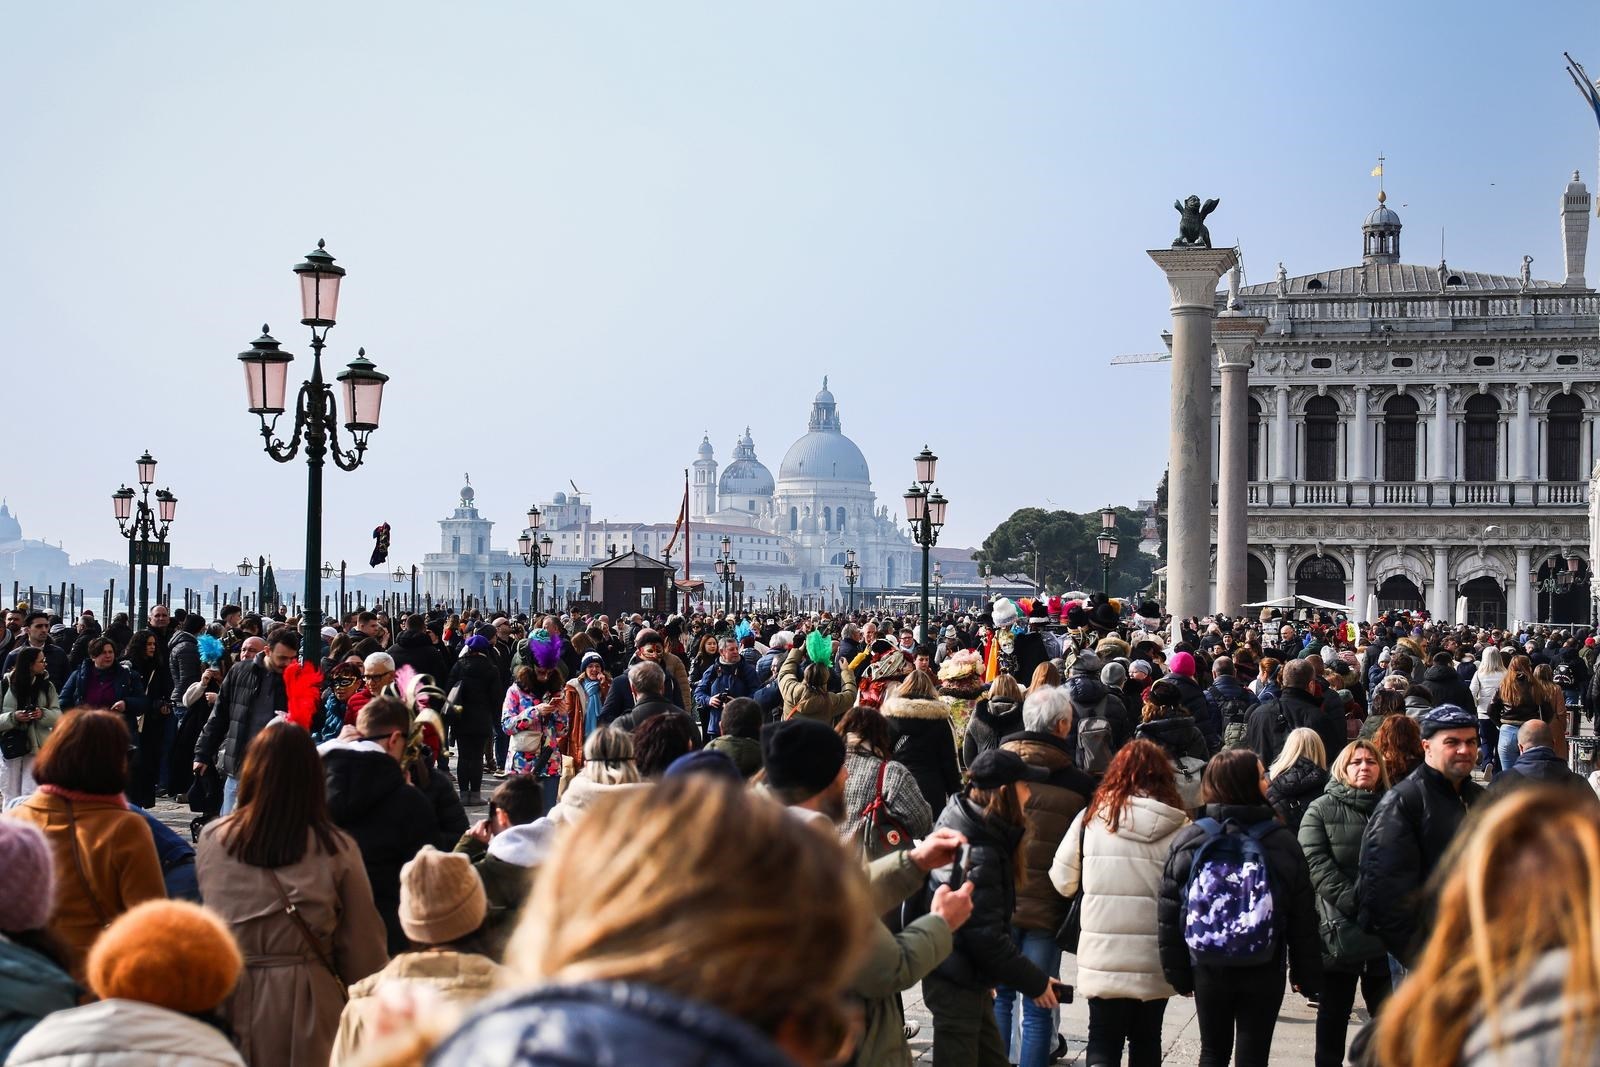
283;661;324;731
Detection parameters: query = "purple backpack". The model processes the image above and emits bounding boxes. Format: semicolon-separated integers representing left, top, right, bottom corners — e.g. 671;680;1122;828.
1181;817;1278;966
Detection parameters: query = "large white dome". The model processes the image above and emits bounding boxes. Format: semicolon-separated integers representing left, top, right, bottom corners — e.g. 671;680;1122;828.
779;432;870;483
778;379;871;484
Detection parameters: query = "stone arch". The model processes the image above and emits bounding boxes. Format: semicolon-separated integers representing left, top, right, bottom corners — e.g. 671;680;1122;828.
1288;545;1352;576
1451;547;1510;588
1370;547;1430;592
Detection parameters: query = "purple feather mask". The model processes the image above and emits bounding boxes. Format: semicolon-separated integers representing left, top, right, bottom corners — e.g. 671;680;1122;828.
528;629;564;671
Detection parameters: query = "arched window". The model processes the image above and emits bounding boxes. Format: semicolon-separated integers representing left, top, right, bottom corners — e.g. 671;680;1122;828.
823;508;832;532
1304;396;1338;481
1549;394;1584;481
1383;394;1419;482
1463;394;1499;482
836;507;846;533
789;506;798;531
1247;397;1261;481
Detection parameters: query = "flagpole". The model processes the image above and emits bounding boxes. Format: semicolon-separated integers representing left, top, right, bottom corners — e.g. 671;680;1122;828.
682;468;691;614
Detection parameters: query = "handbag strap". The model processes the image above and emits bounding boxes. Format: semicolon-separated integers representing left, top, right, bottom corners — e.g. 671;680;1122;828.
266;869;346;997
62;798;113;929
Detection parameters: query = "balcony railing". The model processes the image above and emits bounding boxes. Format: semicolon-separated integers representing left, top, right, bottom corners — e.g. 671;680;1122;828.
1224;481;1590;508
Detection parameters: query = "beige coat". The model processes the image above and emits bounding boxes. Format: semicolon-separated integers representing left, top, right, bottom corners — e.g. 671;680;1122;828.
196;824;389;1067
1050;795;1188;1001
331;949;503;1065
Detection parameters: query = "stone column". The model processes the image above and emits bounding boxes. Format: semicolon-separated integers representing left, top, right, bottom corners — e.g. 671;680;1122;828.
1351;545;1370;621
1214;315;1268;618
1150;247;1238;638
1273;545;1291;603
1514;546;1533;626
1351;385;1370;482
1430;384;1452;481
1431;545;1452;620
1514;383;1532;482
1273;385;1292;482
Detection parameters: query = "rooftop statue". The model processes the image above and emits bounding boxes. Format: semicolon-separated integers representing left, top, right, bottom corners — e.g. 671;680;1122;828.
1172;195;1219;249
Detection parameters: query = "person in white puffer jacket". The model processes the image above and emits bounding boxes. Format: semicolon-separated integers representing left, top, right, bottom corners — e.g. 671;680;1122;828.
1049;738;1189;1067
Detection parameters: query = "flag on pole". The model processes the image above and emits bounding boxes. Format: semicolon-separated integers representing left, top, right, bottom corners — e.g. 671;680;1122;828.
1370;162;1383;177
664;479;689;562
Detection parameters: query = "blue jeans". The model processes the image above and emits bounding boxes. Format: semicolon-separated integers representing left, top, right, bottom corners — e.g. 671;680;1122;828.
993;926;1061;1067
220;774;240;815
1498;724;1521;772
1477;718;1500;771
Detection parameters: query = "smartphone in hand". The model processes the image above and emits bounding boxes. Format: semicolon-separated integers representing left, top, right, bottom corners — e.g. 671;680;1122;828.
1050;979;1074;1005
948;844;972;887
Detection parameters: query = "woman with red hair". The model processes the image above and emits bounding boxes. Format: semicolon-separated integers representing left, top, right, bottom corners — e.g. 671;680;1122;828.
1049;739;1188;1067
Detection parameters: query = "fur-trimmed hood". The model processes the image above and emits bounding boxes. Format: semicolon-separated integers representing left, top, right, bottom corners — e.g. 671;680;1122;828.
881;695;951;721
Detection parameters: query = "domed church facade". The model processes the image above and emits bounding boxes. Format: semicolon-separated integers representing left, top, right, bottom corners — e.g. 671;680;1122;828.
691;379;919;593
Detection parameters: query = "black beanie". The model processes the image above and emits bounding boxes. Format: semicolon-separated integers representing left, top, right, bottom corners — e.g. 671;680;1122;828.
760;719;846;798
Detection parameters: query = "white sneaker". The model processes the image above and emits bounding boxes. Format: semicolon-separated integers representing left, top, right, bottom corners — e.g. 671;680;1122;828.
903;1021;921;1040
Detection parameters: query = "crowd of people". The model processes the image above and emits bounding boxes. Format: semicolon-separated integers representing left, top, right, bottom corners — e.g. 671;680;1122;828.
0;593;1598;1066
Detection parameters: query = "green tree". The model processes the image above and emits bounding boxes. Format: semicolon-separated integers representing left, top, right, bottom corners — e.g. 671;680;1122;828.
974;505;1154;599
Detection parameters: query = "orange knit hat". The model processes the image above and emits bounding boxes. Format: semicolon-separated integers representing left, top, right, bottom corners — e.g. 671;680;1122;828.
87;900;242;1013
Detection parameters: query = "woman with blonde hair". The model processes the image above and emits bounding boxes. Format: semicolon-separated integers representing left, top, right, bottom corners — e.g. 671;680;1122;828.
1298;740;1391;1067
1374;785;1600;1066
431;777;872;1067
1266;727;1329;833
545;726;647;828
1469;646;1507;774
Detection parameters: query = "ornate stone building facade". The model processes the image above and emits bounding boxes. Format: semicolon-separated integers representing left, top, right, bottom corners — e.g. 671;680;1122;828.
1211;171;1598;627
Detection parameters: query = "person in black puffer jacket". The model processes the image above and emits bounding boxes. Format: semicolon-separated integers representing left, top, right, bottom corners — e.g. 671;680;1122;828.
446;635;504;801
961;673;1025;768
1166;651;1221;752
1134;680;1210;764
1158;749;1322;1067
922;749;1057;1064
1244;658;1346;770
1357;704;1484;969
321;696;437;955
881;671;961;813
1265;728;1331;833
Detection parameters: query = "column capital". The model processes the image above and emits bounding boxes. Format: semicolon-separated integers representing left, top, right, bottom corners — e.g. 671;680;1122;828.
1148;247;1239;310
1214;315;1269;369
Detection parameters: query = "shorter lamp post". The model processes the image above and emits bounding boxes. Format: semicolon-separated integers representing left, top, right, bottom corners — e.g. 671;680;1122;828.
843;548;860;611
517;506;552;616
734;577;745;614
932;560;943;616
904;446;948;639
113;452;178;625
391;565;408;616
1097;506;1120;594
237;555;261;614
983;562;992;601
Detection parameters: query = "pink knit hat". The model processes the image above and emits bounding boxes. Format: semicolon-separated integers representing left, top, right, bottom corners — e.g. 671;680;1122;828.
1167;651;1197;678
0;820;55;932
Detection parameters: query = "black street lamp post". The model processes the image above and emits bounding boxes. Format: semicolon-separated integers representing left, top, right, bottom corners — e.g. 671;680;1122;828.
982;562;992;602
113;452;177;625
1097;506;1120;594
843;548;859;612
518;505;553;616
321;560;348;619
237;240;389;663
904;446;948;640
713;535;735;615
236;555;263;615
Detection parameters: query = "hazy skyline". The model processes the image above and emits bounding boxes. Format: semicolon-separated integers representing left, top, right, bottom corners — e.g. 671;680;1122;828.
3;1;1597;575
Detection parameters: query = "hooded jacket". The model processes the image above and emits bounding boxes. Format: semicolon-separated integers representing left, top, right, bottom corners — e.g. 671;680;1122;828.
166;629;202;709
1266;757;1330;833
1168;672;1221;751
1134;713;1209;764
1422;663;1475;715
925;794;1050;997
387;628;445;680
1157;802;1323;998
193;655;284;779
999;732;1095;932
1357;761;1483;966
321;740;438;954
0;937;79;1062
776;651;856;724
430;981;803;1067
446;651;504;736
1298;779;1387;969
1049;795;1188;1000
881;694;961;814
961;695;1023;767
332;950;504;1065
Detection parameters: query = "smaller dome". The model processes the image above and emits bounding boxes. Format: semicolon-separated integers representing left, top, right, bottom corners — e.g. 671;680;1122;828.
553;491;567;505
697;435;715;460
814;380;835;405
460;483;475;503
1364;204;1401;228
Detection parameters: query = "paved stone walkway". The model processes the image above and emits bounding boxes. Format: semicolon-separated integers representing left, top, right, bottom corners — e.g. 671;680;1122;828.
901;956;1365;1064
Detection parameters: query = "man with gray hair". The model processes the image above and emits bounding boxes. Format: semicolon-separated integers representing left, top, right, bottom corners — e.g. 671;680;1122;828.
995;684;1095;1059
608;660;678;735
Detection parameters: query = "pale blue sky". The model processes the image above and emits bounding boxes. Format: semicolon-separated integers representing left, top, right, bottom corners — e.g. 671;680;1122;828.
2;1;1596;573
